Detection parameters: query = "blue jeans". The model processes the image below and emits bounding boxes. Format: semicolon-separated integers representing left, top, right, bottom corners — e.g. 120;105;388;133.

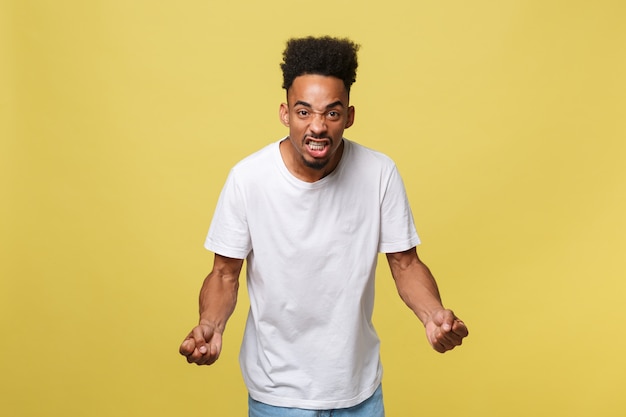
248;384;385;417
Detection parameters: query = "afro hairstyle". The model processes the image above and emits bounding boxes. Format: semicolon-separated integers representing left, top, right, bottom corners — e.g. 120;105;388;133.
280;36;360;93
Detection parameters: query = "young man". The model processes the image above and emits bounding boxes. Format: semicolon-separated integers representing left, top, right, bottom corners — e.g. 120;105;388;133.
180;36;468;416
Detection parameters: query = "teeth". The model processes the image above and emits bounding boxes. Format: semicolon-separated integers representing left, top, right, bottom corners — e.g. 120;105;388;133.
308;142;325;151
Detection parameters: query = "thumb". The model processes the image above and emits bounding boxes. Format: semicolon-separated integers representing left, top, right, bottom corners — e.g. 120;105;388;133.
192;325;213;355
433;309;455;332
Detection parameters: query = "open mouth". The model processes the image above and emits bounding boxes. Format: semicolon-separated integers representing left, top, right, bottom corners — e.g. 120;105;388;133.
305;138;331;156
307;141;325;151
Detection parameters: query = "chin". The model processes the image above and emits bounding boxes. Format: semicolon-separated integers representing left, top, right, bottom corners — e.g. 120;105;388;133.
302;156;329;170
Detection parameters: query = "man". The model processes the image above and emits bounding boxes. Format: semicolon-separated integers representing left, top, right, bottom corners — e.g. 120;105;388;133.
180;36;468;416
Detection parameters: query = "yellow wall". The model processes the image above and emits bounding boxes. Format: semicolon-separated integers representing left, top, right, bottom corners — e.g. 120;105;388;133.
2;1;625;416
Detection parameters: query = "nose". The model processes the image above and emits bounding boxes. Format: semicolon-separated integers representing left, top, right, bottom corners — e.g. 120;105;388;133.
309;113;327;134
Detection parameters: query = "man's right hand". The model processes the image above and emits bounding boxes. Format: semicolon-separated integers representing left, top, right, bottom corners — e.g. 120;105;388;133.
179;323;223;365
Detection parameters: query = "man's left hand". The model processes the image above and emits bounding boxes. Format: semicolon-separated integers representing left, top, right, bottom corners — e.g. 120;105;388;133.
424;309;468;353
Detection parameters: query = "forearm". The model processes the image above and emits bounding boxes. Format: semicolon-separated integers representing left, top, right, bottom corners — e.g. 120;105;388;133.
387;250;445;325
387;248;469;352
198;256;243;333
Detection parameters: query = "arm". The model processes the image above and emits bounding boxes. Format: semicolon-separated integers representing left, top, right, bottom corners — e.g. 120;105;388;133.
386;247;468;353
179;253;244;365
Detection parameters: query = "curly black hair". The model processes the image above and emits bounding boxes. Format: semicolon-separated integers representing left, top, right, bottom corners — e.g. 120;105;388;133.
280;36;360;93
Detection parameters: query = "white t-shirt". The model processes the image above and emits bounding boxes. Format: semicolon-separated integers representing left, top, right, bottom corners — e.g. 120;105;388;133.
205;138;420;409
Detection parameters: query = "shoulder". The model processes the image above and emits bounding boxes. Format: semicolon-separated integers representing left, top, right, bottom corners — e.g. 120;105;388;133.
233;141;278;170
343;139;398;173
226;140;281;182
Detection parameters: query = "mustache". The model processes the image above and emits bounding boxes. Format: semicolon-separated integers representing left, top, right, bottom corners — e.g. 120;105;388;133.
304;134;332;141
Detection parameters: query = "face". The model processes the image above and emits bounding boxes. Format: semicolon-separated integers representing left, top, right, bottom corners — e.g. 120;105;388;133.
279;74;355;181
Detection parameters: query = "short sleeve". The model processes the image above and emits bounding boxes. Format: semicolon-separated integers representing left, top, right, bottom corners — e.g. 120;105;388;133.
204;169;252;259
378;166;421;253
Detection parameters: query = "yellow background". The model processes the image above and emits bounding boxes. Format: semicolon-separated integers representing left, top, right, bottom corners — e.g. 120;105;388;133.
2;0;625;416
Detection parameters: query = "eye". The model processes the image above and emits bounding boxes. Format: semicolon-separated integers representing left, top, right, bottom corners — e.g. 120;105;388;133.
296;109;310;118
326;111;341;121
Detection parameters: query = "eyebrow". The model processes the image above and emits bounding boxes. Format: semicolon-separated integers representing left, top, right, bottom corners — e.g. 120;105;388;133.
294;100;345;109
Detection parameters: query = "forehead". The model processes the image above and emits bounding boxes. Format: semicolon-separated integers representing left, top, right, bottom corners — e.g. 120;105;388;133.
287;74;349;106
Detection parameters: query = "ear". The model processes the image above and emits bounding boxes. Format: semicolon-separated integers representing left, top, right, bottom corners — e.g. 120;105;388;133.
279;103;290;127
345;105;355;129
